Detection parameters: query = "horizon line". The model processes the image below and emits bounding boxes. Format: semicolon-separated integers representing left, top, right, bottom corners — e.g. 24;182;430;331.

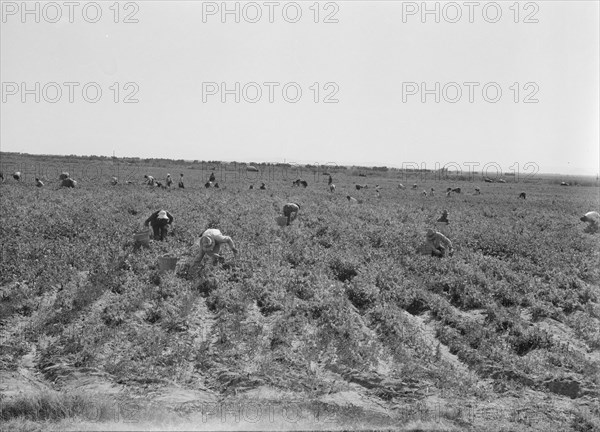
0;150;598;179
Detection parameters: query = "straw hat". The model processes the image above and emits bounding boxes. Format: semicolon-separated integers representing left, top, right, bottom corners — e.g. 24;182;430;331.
157;210;169;220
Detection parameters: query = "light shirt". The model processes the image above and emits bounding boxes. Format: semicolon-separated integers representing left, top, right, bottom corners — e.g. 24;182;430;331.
583;211;600;224
199;229;235;251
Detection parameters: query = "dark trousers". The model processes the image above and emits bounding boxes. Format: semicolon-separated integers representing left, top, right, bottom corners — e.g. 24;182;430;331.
151;221;169;241
431;246;446;258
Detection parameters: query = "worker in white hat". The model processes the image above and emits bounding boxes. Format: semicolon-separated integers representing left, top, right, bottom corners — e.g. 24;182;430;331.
144;210;174;241
196;228;238;264
580;211;599;233
417;229;454;258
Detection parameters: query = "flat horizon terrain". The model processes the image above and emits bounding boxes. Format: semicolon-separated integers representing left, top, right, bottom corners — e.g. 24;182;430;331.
1;152;599;431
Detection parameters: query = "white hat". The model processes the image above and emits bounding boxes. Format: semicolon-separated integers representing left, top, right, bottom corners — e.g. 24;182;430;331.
157;210;168;220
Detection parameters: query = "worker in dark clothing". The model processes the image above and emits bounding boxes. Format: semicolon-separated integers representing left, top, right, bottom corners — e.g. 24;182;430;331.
144;210;174;241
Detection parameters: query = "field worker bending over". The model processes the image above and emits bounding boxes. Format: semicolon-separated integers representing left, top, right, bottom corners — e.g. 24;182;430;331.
436;210;450;236
196;229;238;265
61;178;77;188
580;211;599;233
144;210;173;241
283;202;300;226
417;229;454;258
144;175;156;186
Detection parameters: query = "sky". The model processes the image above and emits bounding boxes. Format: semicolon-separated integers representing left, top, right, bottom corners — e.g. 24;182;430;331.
1;1;599;176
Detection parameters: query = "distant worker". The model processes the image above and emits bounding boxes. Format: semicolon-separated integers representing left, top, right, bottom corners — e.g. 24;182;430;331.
328;174;333;185
417;229;454;258
329;184;336;192
430;188;435;197
580;211;599;233
436;209;449;235
283;202;300;226
61;178;77;188
178;174;185;189
196;228;238;265
166;174;173;187
35;178;44;187
519;192;526;199
474;187;481;195
437;209;449;223
144;209;173;241
260;182;266;190
13;171;22;181
347;195;358;204
144;175;155;186
111;177;118;185
209;172;216;182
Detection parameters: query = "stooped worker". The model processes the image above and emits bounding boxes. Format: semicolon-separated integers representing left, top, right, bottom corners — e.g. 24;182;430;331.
144;174;156;186
580;211;600;233
144;210;174;241
417;229;454;258
196;229;238;265
436;209;450;235
283;202;300;226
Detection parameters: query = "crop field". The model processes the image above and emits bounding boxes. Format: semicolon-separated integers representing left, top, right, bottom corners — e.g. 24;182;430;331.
1;153;599;431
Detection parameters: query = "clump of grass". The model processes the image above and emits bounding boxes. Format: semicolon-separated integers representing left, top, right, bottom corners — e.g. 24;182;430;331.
329;258;358;282
0;390;116;422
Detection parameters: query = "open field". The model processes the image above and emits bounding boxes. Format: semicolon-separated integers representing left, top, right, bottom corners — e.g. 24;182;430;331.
1;153;599;431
